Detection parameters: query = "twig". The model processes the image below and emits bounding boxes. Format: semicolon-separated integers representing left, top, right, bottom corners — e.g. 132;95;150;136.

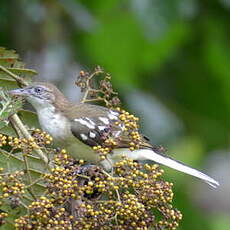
101;169;111;178
0;65;28;87
76;174;90;180
25;177;43;189
20;200;29;210
0;148;23;162
22;194;34;202
115;189;121;202
82;97;104;104
80;69;103;103
23;153;36;200
101;170;121;202
9;118;23;137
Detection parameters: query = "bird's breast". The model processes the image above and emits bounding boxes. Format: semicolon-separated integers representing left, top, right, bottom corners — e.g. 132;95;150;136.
37;107;71;141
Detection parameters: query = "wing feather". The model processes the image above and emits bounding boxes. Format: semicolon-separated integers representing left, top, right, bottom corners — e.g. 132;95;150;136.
67;104;161;152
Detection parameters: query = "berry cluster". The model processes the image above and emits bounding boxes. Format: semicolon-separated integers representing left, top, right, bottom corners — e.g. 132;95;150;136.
0;170;25;209
31;129;53;146
116;107;141;151
0;212;8;226
93;145;112;161
20;152;181;230
0;134;7;147
0;170;25;198
0;129;53;153
15;197;72;230
0;125;182;229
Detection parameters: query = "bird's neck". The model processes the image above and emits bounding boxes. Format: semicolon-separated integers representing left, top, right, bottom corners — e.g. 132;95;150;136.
52;93;74;113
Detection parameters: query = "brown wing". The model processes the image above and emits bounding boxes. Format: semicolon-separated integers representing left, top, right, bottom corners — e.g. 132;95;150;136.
68;104;122;146
67;104;154;150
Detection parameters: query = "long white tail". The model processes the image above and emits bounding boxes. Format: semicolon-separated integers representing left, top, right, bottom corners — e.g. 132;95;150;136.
113;148;219;188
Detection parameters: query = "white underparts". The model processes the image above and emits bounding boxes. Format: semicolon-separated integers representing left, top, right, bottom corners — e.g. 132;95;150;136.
37;104;71;140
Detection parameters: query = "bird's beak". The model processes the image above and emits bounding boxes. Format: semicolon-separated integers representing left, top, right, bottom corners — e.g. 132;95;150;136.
8;88;29;97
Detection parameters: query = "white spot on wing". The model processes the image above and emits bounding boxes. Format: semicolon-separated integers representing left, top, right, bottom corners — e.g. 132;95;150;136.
80;133;88;140
74;118;95;129
108;113;118;120
89;132;96;138
85;118;96;126
114;130;122;137
98;126;106;131
110;110;119;116
119;123;125;130
99;117;110;125
113;123;125;137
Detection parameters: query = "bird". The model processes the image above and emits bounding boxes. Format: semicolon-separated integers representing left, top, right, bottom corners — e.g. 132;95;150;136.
9;82;219;188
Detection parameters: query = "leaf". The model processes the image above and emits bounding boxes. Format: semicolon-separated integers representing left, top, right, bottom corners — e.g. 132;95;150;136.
0;90;23;127
0;47;37;85
0;223;14;230
18;110;40;129
0;125;17;136
0;150;47;174
0;79;19;89
0;47;19;61
0;110;39;137
0;202;26;230
0;121;7;129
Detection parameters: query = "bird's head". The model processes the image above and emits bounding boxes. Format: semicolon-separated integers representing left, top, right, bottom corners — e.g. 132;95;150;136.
9;82;69;111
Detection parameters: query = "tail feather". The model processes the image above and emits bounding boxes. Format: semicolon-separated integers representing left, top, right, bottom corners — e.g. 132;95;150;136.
117;148;219;188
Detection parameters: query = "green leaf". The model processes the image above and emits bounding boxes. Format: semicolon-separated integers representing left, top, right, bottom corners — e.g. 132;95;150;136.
0;79;19;89
0;47;37;85
0;110;39;137
0;47;19;60
18;110;40;129
0;121;7;130
0;125;16;136
0;150;47;174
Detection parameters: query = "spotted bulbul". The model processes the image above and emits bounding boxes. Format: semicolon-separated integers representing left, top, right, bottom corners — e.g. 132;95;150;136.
9;82;219;188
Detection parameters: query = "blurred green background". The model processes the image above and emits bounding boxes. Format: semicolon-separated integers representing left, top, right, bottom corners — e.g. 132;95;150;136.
0;0;229;229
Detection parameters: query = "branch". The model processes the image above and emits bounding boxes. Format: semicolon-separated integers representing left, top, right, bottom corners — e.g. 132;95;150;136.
80;70;104;103
0;65;28;87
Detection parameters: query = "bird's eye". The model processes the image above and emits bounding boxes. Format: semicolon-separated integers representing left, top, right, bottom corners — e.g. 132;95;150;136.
34;87;43;94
